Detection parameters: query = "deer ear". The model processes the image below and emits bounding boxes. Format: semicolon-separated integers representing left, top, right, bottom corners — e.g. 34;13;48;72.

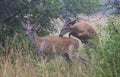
65;18;71;25
68;20;76;26
33;23;41;30
21;21;28;29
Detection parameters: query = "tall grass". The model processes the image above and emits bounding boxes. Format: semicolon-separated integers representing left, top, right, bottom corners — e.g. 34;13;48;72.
0;34;100;77
97;16;120;77
0;33;91;77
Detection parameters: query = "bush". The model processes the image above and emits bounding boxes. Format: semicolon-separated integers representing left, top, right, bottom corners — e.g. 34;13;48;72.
98;16;120;77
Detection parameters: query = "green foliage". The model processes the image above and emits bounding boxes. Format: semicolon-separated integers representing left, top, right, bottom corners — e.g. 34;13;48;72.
0;0;102;62
0;0;101;46
62;0;101;16
98;16;120;77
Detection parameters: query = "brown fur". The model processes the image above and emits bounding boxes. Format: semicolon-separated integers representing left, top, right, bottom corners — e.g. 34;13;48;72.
33;35;79;56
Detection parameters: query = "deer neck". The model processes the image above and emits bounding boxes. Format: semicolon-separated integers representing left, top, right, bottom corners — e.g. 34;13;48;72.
28;31;40;45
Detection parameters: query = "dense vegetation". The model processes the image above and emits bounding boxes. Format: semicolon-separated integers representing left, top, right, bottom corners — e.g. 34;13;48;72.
99;16;120;77
0;0;120;77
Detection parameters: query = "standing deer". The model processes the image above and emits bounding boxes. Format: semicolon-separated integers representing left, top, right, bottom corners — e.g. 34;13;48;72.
21;16;87;69
59;18;99;59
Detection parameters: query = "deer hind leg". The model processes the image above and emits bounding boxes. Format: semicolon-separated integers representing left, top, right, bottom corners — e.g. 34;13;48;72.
62;53;73;67
72;52;88;71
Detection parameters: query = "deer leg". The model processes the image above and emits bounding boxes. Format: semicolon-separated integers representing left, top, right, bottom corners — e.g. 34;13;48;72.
63;53;72;66
44;55;49;64
79;56;87;67
72;52;88;71
84;44;92;60
41;52;49;64
79;56;89;72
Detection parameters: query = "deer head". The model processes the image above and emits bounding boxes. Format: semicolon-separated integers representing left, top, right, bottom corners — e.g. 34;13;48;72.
22;22;40;35
59;18;76;37
21;16;40;41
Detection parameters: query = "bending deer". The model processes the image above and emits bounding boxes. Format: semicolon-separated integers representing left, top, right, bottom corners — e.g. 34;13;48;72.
59;18;99;59
21;17;87;68
59;18;99;44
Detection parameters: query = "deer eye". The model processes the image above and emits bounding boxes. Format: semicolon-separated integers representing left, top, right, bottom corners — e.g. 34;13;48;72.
64;27;68;30
27;29;33;32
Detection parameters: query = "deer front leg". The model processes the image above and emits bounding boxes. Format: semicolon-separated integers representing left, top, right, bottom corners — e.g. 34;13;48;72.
40;51;49;64
42;56;49;64
79;56;88;68
44;55;49;64
72;52;89;72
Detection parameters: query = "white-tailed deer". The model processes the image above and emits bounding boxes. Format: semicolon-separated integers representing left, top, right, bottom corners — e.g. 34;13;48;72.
21;16;87;69
59;18;99;59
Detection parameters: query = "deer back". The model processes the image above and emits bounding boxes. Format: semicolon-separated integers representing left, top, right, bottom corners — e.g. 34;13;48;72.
39;36;79;54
